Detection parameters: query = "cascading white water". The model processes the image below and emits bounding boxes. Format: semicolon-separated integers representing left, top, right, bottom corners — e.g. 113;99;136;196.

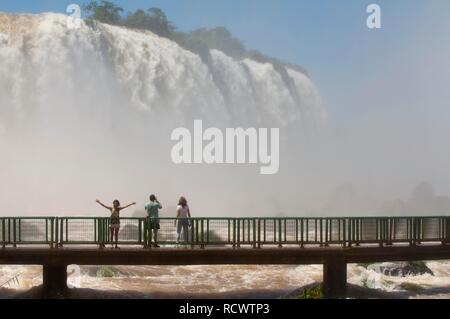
0;13;324;215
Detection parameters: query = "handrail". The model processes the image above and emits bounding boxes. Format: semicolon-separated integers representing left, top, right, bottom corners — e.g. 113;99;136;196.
0;216;449;249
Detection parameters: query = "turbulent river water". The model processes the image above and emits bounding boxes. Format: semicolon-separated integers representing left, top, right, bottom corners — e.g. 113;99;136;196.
1;262;450;299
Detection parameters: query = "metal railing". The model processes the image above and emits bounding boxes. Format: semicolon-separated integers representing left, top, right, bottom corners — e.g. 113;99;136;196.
1;216;449;248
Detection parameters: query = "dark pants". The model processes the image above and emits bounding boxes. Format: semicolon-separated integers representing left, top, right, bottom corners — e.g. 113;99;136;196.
177;219;189;243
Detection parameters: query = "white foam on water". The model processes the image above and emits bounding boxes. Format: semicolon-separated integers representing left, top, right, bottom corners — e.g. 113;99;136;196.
2;262;450;298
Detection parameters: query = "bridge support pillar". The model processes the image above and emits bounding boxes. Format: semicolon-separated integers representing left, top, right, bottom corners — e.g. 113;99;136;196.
43;264;67;296
323;256;347;299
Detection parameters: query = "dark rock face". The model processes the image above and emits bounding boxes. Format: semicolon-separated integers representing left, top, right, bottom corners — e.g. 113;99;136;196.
367;262;434;277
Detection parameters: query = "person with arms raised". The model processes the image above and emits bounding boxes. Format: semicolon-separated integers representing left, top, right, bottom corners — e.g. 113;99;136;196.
96;199;136;249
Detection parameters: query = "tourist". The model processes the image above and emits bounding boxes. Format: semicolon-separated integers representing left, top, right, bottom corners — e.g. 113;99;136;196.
175;197;191;244
96;199;136;249
145;195;163;248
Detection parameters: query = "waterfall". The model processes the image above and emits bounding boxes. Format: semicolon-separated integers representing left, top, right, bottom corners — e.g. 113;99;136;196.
0;13;324;215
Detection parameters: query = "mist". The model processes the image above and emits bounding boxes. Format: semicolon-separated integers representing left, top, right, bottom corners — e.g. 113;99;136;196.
0;10;449;217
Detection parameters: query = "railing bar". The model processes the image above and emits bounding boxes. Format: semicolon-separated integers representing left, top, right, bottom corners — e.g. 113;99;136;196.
0;216;448;247
18;218;21;243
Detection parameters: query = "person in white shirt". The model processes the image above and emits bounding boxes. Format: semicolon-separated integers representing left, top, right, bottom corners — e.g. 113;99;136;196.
174;196;191;243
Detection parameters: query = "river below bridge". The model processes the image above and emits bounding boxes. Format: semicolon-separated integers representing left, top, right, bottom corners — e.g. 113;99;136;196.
1;262;450;299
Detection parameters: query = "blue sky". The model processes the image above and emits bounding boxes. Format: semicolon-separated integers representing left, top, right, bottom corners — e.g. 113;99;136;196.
1;0;450;126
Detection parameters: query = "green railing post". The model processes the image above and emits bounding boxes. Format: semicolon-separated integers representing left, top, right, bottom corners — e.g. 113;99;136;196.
206;219;210;245
7;218;9;246
237;219;241;248
13;218;17;248
95;218;98;245
143;218;148;248
65;218;69;243
314;219;318;243
252;219;256;248
413;218;417;245
50;218;54;248
93;218;97;246
201;218;205;249
102;217;105;247
389;218;394;246
60;218;64;247
338;219;342;245
7;218;10;245
386;218;390;245
375;218;380;247
189;218;194;248
407;218;411;245
278;219;282;248
98;218;102;246
378;218;384;247
263;219;267;244
232;219;236;248
257;219;261;249
195;218;199;246
45;218;48;244
55;217;59;248
18;218;21;243
327;219;331;245
138;218;142;245
242;220;246;244
273;219;276;245
347;219;352;247
98;218;102;247
227;219;231;244
300;219;304;247
355;219;360;246
96;218;101;248
418;218;423;245
103;217;108;247
446;217;450;244
102;218;106;245
409;218;413;246
320;218;325;247
1;218;5;248
149;217;153;248
103;217;107;246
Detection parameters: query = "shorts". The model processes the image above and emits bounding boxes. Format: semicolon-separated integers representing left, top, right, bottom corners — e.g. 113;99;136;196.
149;222;160;230
110;223;120;230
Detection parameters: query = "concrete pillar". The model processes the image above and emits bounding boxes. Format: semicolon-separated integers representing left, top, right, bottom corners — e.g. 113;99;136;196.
323;256;347;299
43;264;67;295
